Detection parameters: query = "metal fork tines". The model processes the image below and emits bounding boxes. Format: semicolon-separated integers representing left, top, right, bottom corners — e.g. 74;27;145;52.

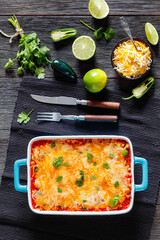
37;112;118;122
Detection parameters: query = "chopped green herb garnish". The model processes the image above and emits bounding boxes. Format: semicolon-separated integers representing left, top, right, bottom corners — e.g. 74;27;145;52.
103;162;110;169
52;157;63;168
109;195;120;207
114;181;119;187
57;187;62;193
37;190;43;195
56;176;63;183
83;200;87;203
89;175;97;180
96;187;100;191
17;109;34;124
58;156;63;162
87;153;93;162
80;170;84;176
93;162;97;166
63;162;70;167
75;171;85;187
109;153;114;158
51;141;55;148
122;149;129;156
75;179;83;187
80;170;85;180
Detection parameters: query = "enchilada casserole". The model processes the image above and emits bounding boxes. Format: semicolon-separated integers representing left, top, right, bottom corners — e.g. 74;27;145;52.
30;138;132;211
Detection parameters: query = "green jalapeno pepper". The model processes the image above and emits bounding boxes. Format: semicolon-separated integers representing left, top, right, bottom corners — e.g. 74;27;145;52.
51;28;77;42
50;59;77;79
122;77;154;100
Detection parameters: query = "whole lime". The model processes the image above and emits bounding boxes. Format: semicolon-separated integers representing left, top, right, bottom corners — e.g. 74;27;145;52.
83;69;107;93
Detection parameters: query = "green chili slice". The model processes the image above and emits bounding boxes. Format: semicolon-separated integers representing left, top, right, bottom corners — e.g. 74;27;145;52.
122;77;154;100
51;28;77;42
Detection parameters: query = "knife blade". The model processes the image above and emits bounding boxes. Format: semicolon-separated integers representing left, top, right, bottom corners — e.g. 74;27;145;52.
31;94;78;105
30;94;120;110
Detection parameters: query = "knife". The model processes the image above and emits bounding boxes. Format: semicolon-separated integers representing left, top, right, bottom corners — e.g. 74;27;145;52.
30;94;120;110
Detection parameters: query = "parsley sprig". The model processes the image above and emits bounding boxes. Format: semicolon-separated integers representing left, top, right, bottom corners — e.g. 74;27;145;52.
80;20;115;41
17;108;34;124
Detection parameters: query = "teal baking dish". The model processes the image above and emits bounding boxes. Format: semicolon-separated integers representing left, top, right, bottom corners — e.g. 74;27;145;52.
14;135;148;215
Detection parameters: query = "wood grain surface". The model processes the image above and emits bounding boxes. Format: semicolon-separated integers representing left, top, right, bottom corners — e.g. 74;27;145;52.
0;1;159;239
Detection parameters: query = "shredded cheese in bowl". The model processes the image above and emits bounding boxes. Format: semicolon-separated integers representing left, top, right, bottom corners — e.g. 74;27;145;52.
112;39;152;79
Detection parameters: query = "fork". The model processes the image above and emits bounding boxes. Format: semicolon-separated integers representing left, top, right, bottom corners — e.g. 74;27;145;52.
37;112;118;122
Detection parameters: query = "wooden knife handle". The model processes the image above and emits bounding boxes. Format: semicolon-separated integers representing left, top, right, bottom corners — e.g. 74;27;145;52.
87;100;120;110
85;115;118;122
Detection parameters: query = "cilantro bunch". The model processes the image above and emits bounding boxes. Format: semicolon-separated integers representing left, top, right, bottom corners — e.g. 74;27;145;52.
5;16;50;79
80;20;115;41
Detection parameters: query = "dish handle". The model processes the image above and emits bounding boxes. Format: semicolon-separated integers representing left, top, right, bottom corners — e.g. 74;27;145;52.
134;156;148;192
14;158;27;192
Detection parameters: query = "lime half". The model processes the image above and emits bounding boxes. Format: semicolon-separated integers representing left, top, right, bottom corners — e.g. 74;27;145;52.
88;0;109;19
145;22;159;45
72;35;96;61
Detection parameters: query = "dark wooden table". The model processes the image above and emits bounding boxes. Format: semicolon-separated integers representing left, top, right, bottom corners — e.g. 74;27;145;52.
0;1;159;239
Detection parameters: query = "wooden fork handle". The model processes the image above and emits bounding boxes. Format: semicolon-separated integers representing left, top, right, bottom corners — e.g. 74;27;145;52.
84;115;118;122
87;100;120;110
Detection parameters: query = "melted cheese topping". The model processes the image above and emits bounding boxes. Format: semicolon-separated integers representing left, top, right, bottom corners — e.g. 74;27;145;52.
113;40;152;78
31;139;132;212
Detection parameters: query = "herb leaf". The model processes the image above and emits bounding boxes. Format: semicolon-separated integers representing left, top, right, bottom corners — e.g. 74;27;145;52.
75;179;83;187
89;175;97;180
5;58;14;69
83;200;87;203
63;162;70;167
122;149;129;156
109;195;120;207
75;170;85;187
35;67;45;79
57;187;62;193
87;153;93;162
17;109;34;124
114;181;119;187
51;141;55;148
94;27;103;40
80;170;84;176
80;170;85;180
93;162;97;166
56;176;63;183
17;66;24;75
37;190;43;195
52;157;63;168
109;153;114;158
96;187;100;191
103;162;110;169
104;28;115;40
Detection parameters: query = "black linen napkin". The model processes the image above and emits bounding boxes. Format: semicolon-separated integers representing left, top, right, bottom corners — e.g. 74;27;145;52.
0;76;160;240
